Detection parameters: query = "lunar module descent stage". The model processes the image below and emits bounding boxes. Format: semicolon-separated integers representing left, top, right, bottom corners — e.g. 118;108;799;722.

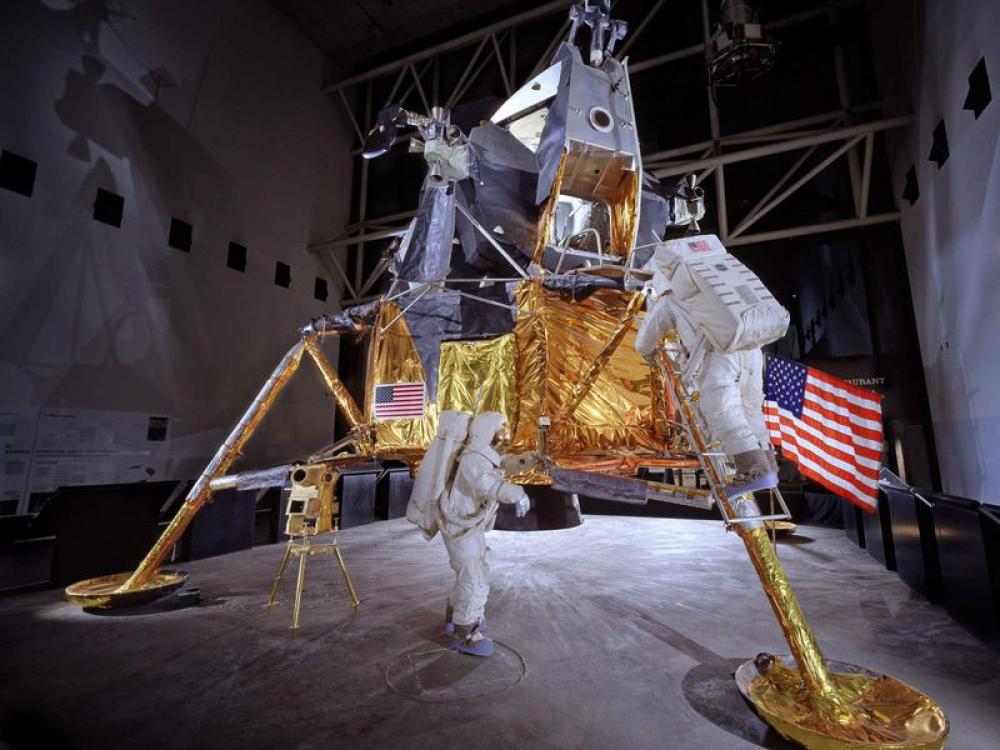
66;3;948;748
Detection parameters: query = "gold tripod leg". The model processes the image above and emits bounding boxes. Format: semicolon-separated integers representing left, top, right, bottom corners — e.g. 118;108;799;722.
266;543;294;611
291;545;308;631
333;544;360;610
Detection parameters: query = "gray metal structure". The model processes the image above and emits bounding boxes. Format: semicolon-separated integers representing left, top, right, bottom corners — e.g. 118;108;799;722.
310;0;907;307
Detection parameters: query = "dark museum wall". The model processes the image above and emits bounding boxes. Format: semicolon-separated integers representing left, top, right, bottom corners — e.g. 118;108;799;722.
0;0;353;514
871;0;1000;504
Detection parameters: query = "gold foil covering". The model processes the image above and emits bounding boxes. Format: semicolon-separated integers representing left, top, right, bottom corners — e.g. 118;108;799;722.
749;658;949;749
369;302;437;458
121;340;307;590
532;150;568;264
368;287;669;463
437;335;517;419
559;291;645;421
66;570;188;608
741;526;841;704
609;169;639;257
303;336;365;429
511;281;666;455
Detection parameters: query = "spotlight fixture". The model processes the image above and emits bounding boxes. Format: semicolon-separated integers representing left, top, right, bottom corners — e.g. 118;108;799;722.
708;0;777;87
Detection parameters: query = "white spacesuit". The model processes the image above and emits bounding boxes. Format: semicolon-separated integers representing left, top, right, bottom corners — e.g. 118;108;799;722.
635;235;789;495
437;412;529;657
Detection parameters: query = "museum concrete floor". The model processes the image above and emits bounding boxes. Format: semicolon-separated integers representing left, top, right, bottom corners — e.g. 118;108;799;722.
1;516;997;750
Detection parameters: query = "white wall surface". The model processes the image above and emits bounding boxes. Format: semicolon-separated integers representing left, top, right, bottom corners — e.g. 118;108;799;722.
0;0;353;506
872;0;1000;501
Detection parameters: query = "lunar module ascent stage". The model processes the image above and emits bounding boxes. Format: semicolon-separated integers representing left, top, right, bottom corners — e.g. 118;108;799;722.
66;3;947;748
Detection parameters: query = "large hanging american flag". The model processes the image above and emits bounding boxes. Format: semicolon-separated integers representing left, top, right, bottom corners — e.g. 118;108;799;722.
373;382;426;420
763;357;883;512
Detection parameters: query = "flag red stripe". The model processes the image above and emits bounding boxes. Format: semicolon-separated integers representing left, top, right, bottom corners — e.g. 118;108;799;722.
799;460;876;512
808;368;883;405
803;394;883;439
767;407;880;481
775;434;877;508
767;410;881;476
804;387;882;432
768;424;879;502
796;412;883;463
766;406;880;495
764;424;878;497
771;413;878;499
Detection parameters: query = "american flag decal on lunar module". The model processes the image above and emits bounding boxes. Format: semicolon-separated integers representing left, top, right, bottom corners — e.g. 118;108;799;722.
373;382;426;420
764;357;883;512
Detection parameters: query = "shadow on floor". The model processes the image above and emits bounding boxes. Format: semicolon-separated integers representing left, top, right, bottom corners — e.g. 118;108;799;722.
682;658;798;749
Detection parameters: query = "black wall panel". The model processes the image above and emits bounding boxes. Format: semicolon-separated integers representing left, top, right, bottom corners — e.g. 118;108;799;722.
862;494;897;570
46;481;176;585
842;499;866;548
929;493;1000;634
340;473;377;528
387;469;413;520
884;487;943;602
183;488;257;561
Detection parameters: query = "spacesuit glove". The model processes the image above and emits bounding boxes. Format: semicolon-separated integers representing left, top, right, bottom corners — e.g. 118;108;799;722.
514;491;530;519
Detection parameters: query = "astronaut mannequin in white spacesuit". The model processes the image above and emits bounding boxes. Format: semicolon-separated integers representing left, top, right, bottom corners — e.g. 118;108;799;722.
411;411;530;657
442;412;530;656
634;235;789;496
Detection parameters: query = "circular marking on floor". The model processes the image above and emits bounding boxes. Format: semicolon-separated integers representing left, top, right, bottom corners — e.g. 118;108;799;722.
385;642;526;702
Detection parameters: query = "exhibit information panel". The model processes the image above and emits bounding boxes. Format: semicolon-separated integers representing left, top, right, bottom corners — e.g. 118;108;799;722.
0;405;171;514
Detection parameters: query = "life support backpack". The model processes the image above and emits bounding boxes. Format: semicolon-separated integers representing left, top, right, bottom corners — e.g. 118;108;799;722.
406;410;472;540
647;234;789;353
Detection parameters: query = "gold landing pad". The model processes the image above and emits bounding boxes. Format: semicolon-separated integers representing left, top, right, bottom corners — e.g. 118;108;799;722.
765;520;798;536
735;658;948;750
64;570;189;609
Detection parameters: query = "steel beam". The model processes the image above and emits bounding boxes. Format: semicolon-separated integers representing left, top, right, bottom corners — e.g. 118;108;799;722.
725;212;901;247
730;135;864;238
859;132;874;219
616;0;668;60
491;33;513;97
313;227;408;249
345;209;416;233
322;0;568;93
652;116;912;178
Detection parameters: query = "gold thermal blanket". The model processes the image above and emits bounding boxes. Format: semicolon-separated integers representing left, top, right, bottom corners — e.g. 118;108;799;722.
369;302;437;457
437;335;517;419
510;280;665;455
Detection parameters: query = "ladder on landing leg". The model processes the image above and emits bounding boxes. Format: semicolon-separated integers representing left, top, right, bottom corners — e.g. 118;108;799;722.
655;334;792;530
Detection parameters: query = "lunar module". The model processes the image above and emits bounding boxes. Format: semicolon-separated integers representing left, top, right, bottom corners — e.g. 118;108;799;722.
66;3;947;748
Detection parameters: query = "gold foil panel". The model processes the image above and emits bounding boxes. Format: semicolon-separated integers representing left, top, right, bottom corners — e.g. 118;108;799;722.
749;658;949;749
741;526;840;702
437;335;517;420
609;169;639;257
511;281;666;455
369;302;437;457
533;149;567;264
559;291;645;421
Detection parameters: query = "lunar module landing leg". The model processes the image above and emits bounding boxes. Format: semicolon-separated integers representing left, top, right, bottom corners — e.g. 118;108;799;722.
64;327;370;611
656;338;948;749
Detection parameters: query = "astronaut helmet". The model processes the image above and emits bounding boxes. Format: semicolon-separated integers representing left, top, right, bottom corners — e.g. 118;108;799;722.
468;412;510;450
